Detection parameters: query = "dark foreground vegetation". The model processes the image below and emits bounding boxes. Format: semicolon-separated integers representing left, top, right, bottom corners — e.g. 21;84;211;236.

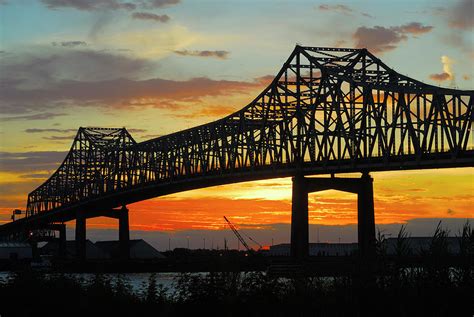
0;222;472;317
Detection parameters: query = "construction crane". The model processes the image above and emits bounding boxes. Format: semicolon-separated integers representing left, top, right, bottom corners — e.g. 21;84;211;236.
223;216;262;251
246;235;263;250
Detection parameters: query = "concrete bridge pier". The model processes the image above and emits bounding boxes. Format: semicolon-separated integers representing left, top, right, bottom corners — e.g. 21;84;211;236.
75;213;86;260
290;173;376;260
290;174;309;259
357;173;376;259
74;206;129;260
119;206;130;260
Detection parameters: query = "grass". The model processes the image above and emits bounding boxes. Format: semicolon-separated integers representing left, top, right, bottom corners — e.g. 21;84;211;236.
0;222;472;316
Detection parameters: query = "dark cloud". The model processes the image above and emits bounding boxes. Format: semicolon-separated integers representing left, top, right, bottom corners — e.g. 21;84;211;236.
140;0;180;9
317;3;373;18
0;113;67;121
41;0;136;11
132;12;170;22
174;50;230;59
0;48;266;115
429;72;451;82
40;0;181;11
393;22;434;35
353;26;406;53
353;22;434;53
18;173;54;179
24;128;77;133
447;0;473;30
0;49;153;89
1;77;265;109
52;41;87;48
0;151;67;173
318;4;352;14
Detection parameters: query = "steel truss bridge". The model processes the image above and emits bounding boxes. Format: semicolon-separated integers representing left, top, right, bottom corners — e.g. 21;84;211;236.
1;46;473;259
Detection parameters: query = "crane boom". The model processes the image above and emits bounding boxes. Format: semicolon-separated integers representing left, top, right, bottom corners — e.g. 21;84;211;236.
246;235;263;250
223;216;251;251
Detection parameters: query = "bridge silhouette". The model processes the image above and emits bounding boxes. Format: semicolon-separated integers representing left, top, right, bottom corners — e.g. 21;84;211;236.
1;46;473;260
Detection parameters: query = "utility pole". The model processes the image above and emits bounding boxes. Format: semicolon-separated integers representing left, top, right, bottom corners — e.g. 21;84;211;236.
168;237;171;251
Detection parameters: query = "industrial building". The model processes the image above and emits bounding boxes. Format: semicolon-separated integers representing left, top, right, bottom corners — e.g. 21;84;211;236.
95;239;165;260
0;242;33;260
268;237;463;256
268;243;358;256
41;240;107;259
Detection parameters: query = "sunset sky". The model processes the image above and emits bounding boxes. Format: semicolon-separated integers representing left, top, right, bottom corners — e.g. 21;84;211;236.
0;0;473;249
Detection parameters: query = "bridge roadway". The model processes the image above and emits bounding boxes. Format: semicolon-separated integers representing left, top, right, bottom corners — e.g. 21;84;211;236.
0;46;472;260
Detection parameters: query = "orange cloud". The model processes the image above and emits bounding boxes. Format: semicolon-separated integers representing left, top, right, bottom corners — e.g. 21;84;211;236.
429;72;451;82
429;55;455;83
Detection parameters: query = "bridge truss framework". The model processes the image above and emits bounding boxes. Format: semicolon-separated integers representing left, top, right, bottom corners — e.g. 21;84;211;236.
1;46;472;260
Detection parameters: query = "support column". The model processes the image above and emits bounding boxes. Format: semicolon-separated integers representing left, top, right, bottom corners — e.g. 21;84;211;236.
75;214;86;260
119;206;130;260
291;174;309;259
357;173;376;259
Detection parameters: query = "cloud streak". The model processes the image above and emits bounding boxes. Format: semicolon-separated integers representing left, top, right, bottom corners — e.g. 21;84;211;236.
141;0;180;9
1;77;268;113
132;12;170;22
0;113;67;121
317;3;372;18
40;0;181;11
318;4;352;14
24;128;77;133
0;151;67;173
41;0;136;11
52;41;87;48
174;50;230;60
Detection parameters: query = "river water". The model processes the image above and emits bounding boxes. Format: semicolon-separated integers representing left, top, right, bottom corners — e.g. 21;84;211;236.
0;271;188;296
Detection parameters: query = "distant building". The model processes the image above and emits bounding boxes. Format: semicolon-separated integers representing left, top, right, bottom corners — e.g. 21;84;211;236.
268;243;358;256
268;237;463;256
95;239;166;260
0;242;32;260
41;240;107;259
383;237;460;255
